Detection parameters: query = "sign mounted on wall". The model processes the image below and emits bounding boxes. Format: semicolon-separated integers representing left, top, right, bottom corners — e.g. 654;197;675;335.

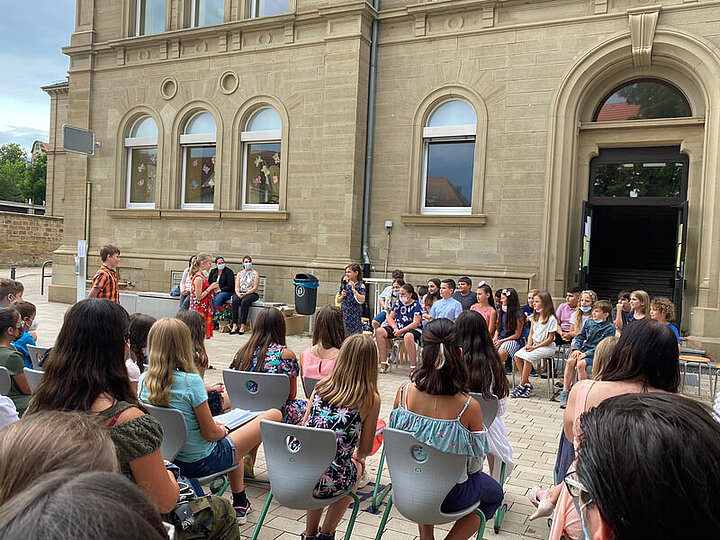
63;125;98;156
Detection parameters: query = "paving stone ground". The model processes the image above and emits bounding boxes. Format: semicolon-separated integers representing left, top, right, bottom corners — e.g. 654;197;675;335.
4;267;713;540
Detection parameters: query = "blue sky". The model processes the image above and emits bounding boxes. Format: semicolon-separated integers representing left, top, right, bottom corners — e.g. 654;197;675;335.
0;0;75;152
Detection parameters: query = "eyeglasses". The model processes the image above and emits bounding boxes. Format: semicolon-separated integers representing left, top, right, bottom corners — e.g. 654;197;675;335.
564;471;593;505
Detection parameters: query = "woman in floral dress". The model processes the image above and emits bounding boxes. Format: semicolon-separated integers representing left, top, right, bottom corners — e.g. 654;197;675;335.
189;253;219;339
338;264;366;336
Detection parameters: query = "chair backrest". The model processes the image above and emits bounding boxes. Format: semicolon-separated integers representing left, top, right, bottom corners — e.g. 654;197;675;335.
27;345;48;370
382;427;480;525
0;367;11;395
260;420;340;510
303;377;319;399
23;368;44;393
469;393;498;429
143;403;188;461
223;369;290;411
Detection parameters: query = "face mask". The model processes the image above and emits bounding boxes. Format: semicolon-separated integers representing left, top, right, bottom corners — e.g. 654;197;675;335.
501;305;508;313
202;269;209;277
392;290;399;297
535;308;543;313
29;319;38;331
399;296;410;304
244;262;252;270
580;306;592;313
217;264;225;270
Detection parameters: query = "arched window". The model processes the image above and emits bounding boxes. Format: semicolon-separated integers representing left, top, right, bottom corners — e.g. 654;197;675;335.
422;100;477;214
136;0;165;36
593;79;691;122
241;107;282;210
124;116;158;208
180;112;217;209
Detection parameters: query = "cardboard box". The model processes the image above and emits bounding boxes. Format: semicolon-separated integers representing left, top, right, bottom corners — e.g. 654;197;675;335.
284;314;305;335
279;305;295;317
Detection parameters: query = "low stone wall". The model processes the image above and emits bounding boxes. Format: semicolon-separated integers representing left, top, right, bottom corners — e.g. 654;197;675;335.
0;211;63;266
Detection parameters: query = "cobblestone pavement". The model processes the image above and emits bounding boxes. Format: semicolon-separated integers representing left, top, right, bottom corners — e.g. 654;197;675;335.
3;267;710;539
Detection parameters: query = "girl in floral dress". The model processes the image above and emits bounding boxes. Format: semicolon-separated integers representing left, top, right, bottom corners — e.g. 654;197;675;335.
338;264;366;335
189;253;219;339
300;333;381;540
230;307;305;478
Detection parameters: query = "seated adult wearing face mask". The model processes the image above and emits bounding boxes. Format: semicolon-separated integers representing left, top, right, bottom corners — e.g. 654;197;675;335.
376;284;423;372
229;256;260;335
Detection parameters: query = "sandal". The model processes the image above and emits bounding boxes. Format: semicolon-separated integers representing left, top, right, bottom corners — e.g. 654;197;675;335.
243;454;255;479
379;361;390;373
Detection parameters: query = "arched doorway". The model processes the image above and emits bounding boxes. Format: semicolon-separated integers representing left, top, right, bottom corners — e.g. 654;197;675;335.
541;29;720;336
577;79;691;324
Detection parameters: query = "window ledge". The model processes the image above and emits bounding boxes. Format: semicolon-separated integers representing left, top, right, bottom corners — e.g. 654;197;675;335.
107;208;288;221
401;214;487;226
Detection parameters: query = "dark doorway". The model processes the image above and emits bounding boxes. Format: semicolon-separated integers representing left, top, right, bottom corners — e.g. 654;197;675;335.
578;146;688;326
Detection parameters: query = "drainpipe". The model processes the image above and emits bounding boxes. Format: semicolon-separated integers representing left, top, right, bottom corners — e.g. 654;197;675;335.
361;0;380;279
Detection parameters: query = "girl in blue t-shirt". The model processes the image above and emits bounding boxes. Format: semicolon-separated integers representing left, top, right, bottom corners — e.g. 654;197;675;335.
377;284;423;372
139;318;282;525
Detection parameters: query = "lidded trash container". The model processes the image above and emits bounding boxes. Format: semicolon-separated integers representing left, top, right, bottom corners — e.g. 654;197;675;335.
293;273;319;315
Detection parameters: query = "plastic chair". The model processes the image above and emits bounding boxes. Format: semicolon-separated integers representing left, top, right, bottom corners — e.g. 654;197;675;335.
303;377;319;399
469;393;498;429
27;345;48;370
23;368;44;392
374;428;492;540
251;420;361;540
0;367;11;395
144;403;238;496
223;369;289;411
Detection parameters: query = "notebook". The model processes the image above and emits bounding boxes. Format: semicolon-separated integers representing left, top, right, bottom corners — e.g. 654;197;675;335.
214;408;261;431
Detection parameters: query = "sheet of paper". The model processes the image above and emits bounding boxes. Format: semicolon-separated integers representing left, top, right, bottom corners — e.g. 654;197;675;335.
214;408;261;431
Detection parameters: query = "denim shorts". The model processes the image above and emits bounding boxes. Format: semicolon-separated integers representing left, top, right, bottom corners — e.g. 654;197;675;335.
175;436;236;478
373;311;387;324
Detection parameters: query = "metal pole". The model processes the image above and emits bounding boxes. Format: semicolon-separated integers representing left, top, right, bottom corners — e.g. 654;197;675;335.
10;267;16;280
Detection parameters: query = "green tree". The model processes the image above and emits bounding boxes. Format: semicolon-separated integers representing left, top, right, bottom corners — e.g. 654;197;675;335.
0;143;27;165
20;153;47;204
618;82;689;119
0;144;28;202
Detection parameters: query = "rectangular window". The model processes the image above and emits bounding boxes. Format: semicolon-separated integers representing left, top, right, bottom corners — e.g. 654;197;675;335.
422;141;474;213
250;0;289;18
244;143;281;208
592;161;683;199
191;0;224;27
183;146;216;207
136;0;165;36
127;148;157;207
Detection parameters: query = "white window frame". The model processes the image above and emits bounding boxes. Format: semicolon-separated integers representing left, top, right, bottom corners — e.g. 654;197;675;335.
180;129;216;210
240;128;281;211
125;126;157;209
420;128;476;216
250;0;289;18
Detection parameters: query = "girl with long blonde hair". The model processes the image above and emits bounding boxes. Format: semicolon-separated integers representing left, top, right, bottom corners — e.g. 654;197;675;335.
567;289;598;339
300;333;381;540
139;318;282;525
189;253;220;339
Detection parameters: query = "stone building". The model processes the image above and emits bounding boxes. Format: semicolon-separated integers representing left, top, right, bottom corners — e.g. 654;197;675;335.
45;0;720;352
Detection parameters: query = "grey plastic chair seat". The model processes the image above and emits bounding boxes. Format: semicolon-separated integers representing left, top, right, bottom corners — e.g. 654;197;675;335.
382;427;482;525
303;377;319;399
23;368;44;393
0;367;12;395
27;345;48;370
469;393;498;429
144;403;239;476
223;369;290;411
259;419;354;510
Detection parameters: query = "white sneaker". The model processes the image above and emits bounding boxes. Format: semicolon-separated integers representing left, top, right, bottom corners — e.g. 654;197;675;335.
356;469;371;489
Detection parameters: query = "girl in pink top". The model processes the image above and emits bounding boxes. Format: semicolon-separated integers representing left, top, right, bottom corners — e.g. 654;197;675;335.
470;282;497;335
300;306;345;397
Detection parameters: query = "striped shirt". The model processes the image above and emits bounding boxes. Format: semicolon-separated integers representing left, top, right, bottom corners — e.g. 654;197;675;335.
91;264;119;303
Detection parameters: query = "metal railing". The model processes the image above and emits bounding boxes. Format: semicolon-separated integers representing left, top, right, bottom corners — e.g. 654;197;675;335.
41;260;52;295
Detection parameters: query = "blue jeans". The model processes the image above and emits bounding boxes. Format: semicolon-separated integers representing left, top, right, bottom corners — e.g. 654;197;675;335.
175;436;236;479
213;291;233;313
373;311;387;324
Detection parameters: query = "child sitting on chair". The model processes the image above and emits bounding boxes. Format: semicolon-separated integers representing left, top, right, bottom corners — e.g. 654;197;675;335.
376;284;423;372
559;300;616;408
300;334;381;540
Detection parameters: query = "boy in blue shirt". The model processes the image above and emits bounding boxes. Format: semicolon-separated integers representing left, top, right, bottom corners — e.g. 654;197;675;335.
10;300;37;369
559;300;615;408
428;279;463;322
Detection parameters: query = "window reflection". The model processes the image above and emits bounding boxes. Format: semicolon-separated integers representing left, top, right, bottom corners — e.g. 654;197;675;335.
594;80;690;122
593;161;683;198
137;0;165;35
425;141;474;208
251;0;289;17
192;0;224;27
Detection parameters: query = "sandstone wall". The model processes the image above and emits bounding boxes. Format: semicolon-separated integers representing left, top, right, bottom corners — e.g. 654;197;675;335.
0;212;64;266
